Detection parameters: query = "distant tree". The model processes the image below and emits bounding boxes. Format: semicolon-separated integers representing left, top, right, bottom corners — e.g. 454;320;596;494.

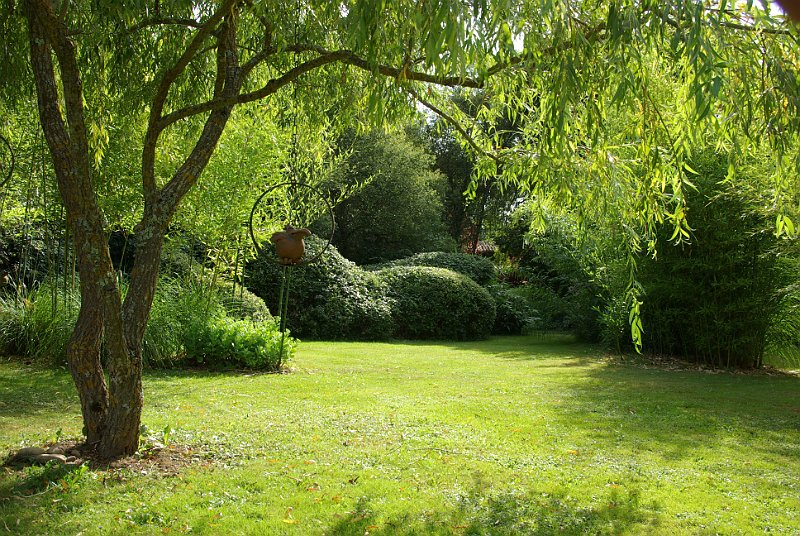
417;95;524;252
327;131;453;264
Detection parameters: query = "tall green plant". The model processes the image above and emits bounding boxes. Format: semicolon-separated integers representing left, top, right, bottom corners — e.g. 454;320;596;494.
0;280;78;363
638;151;792;368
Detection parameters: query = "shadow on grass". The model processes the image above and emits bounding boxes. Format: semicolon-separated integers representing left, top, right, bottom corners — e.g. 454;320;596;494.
325;483;649;535
387;333;599;362
553;359;800;463
0;462;92;532
0;362;77;419
0;473;651;535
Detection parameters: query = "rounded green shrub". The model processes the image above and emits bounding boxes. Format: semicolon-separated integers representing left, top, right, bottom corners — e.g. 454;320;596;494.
245;236;394;340
378;266;495;340
215;281;273;322
367;251;497;285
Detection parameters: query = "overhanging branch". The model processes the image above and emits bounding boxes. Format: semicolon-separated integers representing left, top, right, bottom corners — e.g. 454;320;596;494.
127;16;203;33
405;86;501;165
142;0;235;202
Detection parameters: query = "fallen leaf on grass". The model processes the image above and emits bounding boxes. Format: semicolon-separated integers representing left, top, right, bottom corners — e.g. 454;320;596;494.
283;506;298;524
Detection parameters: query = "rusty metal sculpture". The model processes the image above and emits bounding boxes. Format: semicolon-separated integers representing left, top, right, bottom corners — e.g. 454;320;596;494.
270;224;312;265
248;180;335;366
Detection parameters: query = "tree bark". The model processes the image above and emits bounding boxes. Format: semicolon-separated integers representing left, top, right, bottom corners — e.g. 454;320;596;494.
24;0;118;448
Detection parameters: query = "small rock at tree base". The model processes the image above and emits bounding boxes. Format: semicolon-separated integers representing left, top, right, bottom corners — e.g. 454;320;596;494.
68;449;80;457
47;446;64;455
33;453;67;464
16;447;46;458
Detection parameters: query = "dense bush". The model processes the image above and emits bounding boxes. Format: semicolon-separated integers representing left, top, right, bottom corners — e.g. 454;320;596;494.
0;276;288;371
144;277;286;370
245;236;394;340
495;212;604;341
184;316;292;370
765;259;800;368
0;221;65;290
377;266;495;340
367;251;497;285
638;152;791;368
485;283;538;335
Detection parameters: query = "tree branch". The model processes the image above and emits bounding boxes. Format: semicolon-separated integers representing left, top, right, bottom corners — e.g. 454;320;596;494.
141;0;236;204
405;86;501;165
126;11;243;350
663;11;792;36
288;44;484;88
158;50;348;129
29;0;91;182
154;21;609;137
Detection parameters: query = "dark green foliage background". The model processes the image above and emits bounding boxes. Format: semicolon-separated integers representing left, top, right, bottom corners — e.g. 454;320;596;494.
245;236;394;340
485;283;539;335
638;152;790;368
494;215;604;341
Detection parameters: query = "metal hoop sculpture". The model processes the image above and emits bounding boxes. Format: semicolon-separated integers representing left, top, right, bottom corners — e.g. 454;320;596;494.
247;180;335;264
247;180;335;368
0;134;14;190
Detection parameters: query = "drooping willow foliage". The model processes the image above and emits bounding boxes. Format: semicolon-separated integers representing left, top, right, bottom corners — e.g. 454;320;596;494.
0;0;798;454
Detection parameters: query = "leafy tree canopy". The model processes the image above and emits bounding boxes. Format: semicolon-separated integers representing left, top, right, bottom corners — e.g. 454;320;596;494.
1;0;799;456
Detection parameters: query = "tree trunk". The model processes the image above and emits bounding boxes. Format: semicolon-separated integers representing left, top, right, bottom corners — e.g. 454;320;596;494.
25;0;245;459
470;180;491;254
65;287;108;446
98;228;167;457
25;0;117;449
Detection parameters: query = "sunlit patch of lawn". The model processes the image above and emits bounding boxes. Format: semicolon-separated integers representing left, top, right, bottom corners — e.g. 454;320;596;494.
1;335;799;534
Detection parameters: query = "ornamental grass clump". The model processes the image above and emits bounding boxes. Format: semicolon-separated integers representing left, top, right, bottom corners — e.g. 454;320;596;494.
0;281;78;363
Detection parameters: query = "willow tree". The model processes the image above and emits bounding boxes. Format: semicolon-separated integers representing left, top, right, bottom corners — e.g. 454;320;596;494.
1;0;797;458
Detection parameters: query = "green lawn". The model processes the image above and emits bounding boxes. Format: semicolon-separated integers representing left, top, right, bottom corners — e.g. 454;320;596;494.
1;335;799;535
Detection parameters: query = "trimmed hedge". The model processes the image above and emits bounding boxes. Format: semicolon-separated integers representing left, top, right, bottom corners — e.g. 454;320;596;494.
377;266;495;340
367;252;497;285
245;236;394;340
